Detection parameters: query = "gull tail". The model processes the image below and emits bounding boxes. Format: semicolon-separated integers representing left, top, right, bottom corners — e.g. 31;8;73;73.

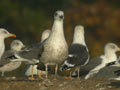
114;70;120;76
60;64;73;71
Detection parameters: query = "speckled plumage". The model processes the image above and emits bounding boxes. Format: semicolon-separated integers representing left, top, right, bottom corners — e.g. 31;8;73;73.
39;11;68;66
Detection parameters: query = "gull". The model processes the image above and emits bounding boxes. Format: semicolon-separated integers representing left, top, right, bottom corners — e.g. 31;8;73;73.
0;28;16;59
37;10;68;79
83;43;120;79
60;25;89;79
24;29;51;77
0;40;25;76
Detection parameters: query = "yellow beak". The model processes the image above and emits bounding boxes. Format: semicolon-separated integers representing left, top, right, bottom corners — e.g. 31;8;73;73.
10;34;16;38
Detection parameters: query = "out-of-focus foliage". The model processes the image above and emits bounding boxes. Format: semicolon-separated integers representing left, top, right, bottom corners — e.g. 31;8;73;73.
0;0;120;57
64;0;120;57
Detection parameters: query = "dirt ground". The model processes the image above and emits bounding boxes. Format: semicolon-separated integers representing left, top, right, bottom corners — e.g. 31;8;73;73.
0;75;120;90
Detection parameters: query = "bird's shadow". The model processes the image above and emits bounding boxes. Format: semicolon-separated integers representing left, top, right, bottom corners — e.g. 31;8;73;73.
106;80;120;88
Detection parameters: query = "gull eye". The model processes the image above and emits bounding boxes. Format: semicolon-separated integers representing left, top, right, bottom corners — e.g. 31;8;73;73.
111;45;115;49
54;12;57;16
59;15;63;19
15;42;19;45
3;31;8;34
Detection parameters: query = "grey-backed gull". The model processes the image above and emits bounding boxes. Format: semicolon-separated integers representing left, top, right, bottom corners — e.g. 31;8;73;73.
24;29;51;77
80;43;120;79
0;40;25;76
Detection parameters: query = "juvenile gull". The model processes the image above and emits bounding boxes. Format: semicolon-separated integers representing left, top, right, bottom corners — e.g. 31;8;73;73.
37;10;68;79
60;25;89;79
81;43;120;79
24;29;51;77
0;40;25;76
8;11;68;80
0;28;16;59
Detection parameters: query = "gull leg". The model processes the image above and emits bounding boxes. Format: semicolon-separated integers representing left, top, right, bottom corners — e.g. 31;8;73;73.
45;64;48;80
55;64;58;79
28;65;35;80
69;71;73;79
64;71;73;79
77;68;80;80
38;70;44;80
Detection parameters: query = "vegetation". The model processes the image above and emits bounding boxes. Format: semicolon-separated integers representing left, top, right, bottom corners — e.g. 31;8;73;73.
1;0;120;56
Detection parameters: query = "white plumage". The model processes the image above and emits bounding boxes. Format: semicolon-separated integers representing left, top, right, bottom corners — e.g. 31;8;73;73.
0;28;16;59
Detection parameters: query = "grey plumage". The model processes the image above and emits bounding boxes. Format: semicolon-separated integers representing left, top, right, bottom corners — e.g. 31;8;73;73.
72;56;102;77
78;43;120;79
0;40;24;76
24;29;51;76
92;66;120;79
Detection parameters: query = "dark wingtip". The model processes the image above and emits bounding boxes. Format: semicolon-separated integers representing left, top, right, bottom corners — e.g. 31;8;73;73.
37;63;51;71
114;70;120;76
106;61;116;67
7;55;17;59
60;65;70;71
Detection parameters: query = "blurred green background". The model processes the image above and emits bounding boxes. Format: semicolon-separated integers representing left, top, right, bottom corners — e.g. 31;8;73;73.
1;0;120;76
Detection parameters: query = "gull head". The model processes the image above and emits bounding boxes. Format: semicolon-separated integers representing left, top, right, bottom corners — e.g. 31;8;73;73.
54;10;64;21
75;25;84;34
105;43;120;53
10;40;25;51
0;28;16;39
72;25;85;45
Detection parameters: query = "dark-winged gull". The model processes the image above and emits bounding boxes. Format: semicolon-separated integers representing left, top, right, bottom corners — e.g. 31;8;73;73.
60;25;89;79
79;43;120;79
0;40;25;76
37;10;68;79
0;28;16;59
25;29;51;77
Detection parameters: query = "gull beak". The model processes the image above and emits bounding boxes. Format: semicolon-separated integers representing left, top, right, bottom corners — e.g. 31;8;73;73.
118;48;120;51
10;34;16;38
22;45;26;48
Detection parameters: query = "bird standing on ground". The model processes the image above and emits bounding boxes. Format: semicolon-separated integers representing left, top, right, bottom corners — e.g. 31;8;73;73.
7;10;68;80
0;40;25;76
9;32;49;80
82;43;120;79
24;29;51;77
60;25;89;79
38;10;68;79
0;28;16;59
